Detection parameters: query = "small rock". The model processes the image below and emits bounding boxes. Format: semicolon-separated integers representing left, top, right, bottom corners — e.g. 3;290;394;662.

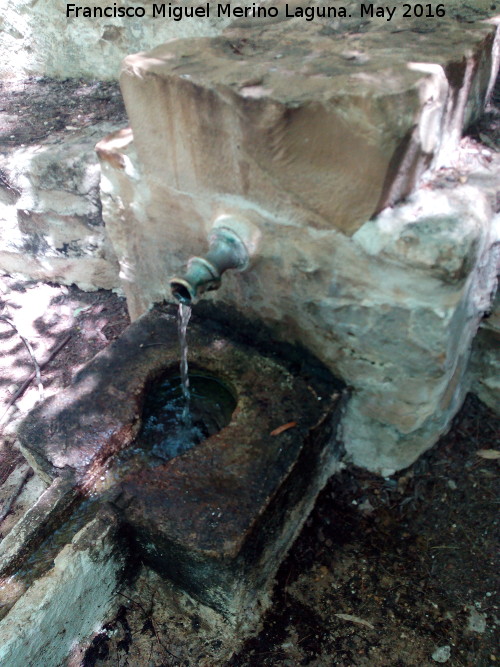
476;449;500;460
467;608;487;633
358;498;375;514
432;645;451;663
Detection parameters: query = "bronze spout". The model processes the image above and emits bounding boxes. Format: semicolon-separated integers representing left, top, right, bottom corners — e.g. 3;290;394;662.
170;227;249;304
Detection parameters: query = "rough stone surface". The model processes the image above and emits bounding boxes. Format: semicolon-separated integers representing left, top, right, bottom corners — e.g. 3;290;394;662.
432;645;452;663
120;382;338;624
0;122;120;290
0;476;77;579
0;0;230;80
2;1;498;82
343;183;499;470
119;15;497;236
470;290;500;414
0;463;45;540
98;18;500;472
120;407;337;626
16;303;339;482
0;509;126;667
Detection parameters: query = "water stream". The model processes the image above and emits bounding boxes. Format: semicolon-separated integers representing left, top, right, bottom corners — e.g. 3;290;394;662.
178;302;192;425
125;303;235;463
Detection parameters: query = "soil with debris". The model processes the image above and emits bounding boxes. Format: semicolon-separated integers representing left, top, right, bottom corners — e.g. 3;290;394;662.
0;77;127;149
228;395;499;667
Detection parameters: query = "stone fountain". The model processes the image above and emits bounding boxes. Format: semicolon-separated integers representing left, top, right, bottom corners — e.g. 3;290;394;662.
97;12;500;473
0;7;499;666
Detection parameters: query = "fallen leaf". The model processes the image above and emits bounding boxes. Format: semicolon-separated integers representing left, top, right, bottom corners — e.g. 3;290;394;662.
270;421;297;436
476;449;500;460
334;613;374;630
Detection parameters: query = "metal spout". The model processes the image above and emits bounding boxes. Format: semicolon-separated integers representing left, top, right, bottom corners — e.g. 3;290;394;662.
170;227;249;304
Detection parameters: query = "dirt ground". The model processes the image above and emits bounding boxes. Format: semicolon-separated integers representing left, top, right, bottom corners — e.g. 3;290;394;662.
0;77;127;148
0;278;498;667
0;278;130;536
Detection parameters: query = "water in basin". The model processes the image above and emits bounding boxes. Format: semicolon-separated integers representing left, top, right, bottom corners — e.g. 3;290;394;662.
140;371;237;461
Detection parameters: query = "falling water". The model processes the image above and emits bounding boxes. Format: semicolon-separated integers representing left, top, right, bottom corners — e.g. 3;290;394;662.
178;302;192;424
135;303;236;462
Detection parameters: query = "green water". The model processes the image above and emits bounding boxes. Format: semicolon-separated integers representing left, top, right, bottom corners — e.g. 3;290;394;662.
140;372;237;461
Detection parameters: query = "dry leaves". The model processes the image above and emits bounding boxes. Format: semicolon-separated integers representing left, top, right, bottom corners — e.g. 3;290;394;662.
270;421;297;436
476;449;500;460
334;613;375;630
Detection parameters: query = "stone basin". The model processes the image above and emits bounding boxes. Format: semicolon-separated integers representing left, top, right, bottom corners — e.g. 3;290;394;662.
15;305;342;623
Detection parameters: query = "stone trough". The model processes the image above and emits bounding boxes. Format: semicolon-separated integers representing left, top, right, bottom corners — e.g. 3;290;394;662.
0;306;342;662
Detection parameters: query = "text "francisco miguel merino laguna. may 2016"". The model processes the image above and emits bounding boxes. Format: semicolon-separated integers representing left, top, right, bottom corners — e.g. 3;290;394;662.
65;3;446;22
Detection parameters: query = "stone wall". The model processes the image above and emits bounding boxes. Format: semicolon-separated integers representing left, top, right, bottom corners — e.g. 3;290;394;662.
0;122;120;290
471;290;500;413
0;0;230;80
0;510;126;666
